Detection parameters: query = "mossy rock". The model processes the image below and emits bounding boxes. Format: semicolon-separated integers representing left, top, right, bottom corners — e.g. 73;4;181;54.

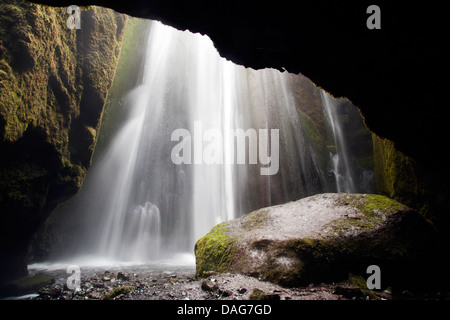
103;286;135;300
0;1;127;282
194;193;438;288
195;222;237;278
0;273;54;297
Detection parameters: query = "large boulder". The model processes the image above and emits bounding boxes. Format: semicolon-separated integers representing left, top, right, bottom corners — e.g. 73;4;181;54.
195;193;438;288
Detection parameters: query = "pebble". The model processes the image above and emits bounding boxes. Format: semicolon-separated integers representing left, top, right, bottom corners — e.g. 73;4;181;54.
238;287;247;294
201;279;218;292
117;272;129;281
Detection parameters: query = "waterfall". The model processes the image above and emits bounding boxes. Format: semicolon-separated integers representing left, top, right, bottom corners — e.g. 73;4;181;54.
320;91;357;193
49;21;374;266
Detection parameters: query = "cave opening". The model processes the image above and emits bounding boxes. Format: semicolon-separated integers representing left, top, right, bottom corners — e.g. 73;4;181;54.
1;1;447;301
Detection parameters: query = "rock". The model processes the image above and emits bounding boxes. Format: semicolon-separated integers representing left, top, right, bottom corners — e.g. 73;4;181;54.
93;282;106;289
237;287;247;294
195;193;438;288
201;280;218;292
248;288;265;300
219;289;232;297
202;271;218;278
1;273;55;297
263;294;281;300
0;4;128;284
117;272;129;281
88;291;103;300
249;288;280;300
102;286;135;300
333;285;365;299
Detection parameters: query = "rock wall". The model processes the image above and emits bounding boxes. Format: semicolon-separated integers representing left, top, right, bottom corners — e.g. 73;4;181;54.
0;1;126;283
29;17;151;262
372;135;448;236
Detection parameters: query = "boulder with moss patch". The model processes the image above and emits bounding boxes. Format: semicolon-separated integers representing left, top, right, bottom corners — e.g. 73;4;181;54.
195;193;438;288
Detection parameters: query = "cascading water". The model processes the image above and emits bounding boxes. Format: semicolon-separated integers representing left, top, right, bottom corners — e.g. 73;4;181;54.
320;91;357;193
47;20;374;266
319;91;376;194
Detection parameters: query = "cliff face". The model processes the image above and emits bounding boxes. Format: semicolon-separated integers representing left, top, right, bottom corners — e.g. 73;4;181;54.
0;1;126;282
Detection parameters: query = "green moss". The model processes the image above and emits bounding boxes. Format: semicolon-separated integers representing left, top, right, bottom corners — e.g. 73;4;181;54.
372;133;449;232
249;288;266;300
8;273;54;295
281;237;345;285
240;209;269;231
356;154;375;171
298;110;330;170
168;278;180;284
13;273;53;287
95;17;149;155
103;286;135;300
348;274;380;300
194;222;237;278
356;194;406;217
289;237;339;263
372;135;422;209
259;253;304;287
0;59;27;142
323;194;408;236
0;1;128;269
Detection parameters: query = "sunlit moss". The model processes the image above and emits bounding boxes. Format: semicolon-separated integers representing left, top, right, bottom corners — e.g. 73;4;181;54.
194;222;237;278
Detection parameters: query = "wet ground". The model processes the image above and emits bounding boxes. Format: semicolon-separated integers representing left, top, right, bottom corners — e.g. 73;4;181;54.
4;262;395;301
2;255;448;301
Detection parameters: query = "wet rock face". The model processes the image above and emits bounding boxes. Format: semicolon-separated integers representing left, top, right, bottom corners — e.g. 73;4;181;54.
195;193;439;288
0;2;126;283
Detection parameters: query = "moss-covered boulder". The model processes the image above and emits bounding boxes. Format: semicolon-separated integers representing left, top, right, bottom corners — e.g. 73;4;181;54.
195;193;438;289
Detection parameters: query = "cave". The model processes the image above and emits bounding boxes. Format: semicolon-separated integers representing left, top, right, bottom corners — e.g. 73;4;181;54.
0;0;448;302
